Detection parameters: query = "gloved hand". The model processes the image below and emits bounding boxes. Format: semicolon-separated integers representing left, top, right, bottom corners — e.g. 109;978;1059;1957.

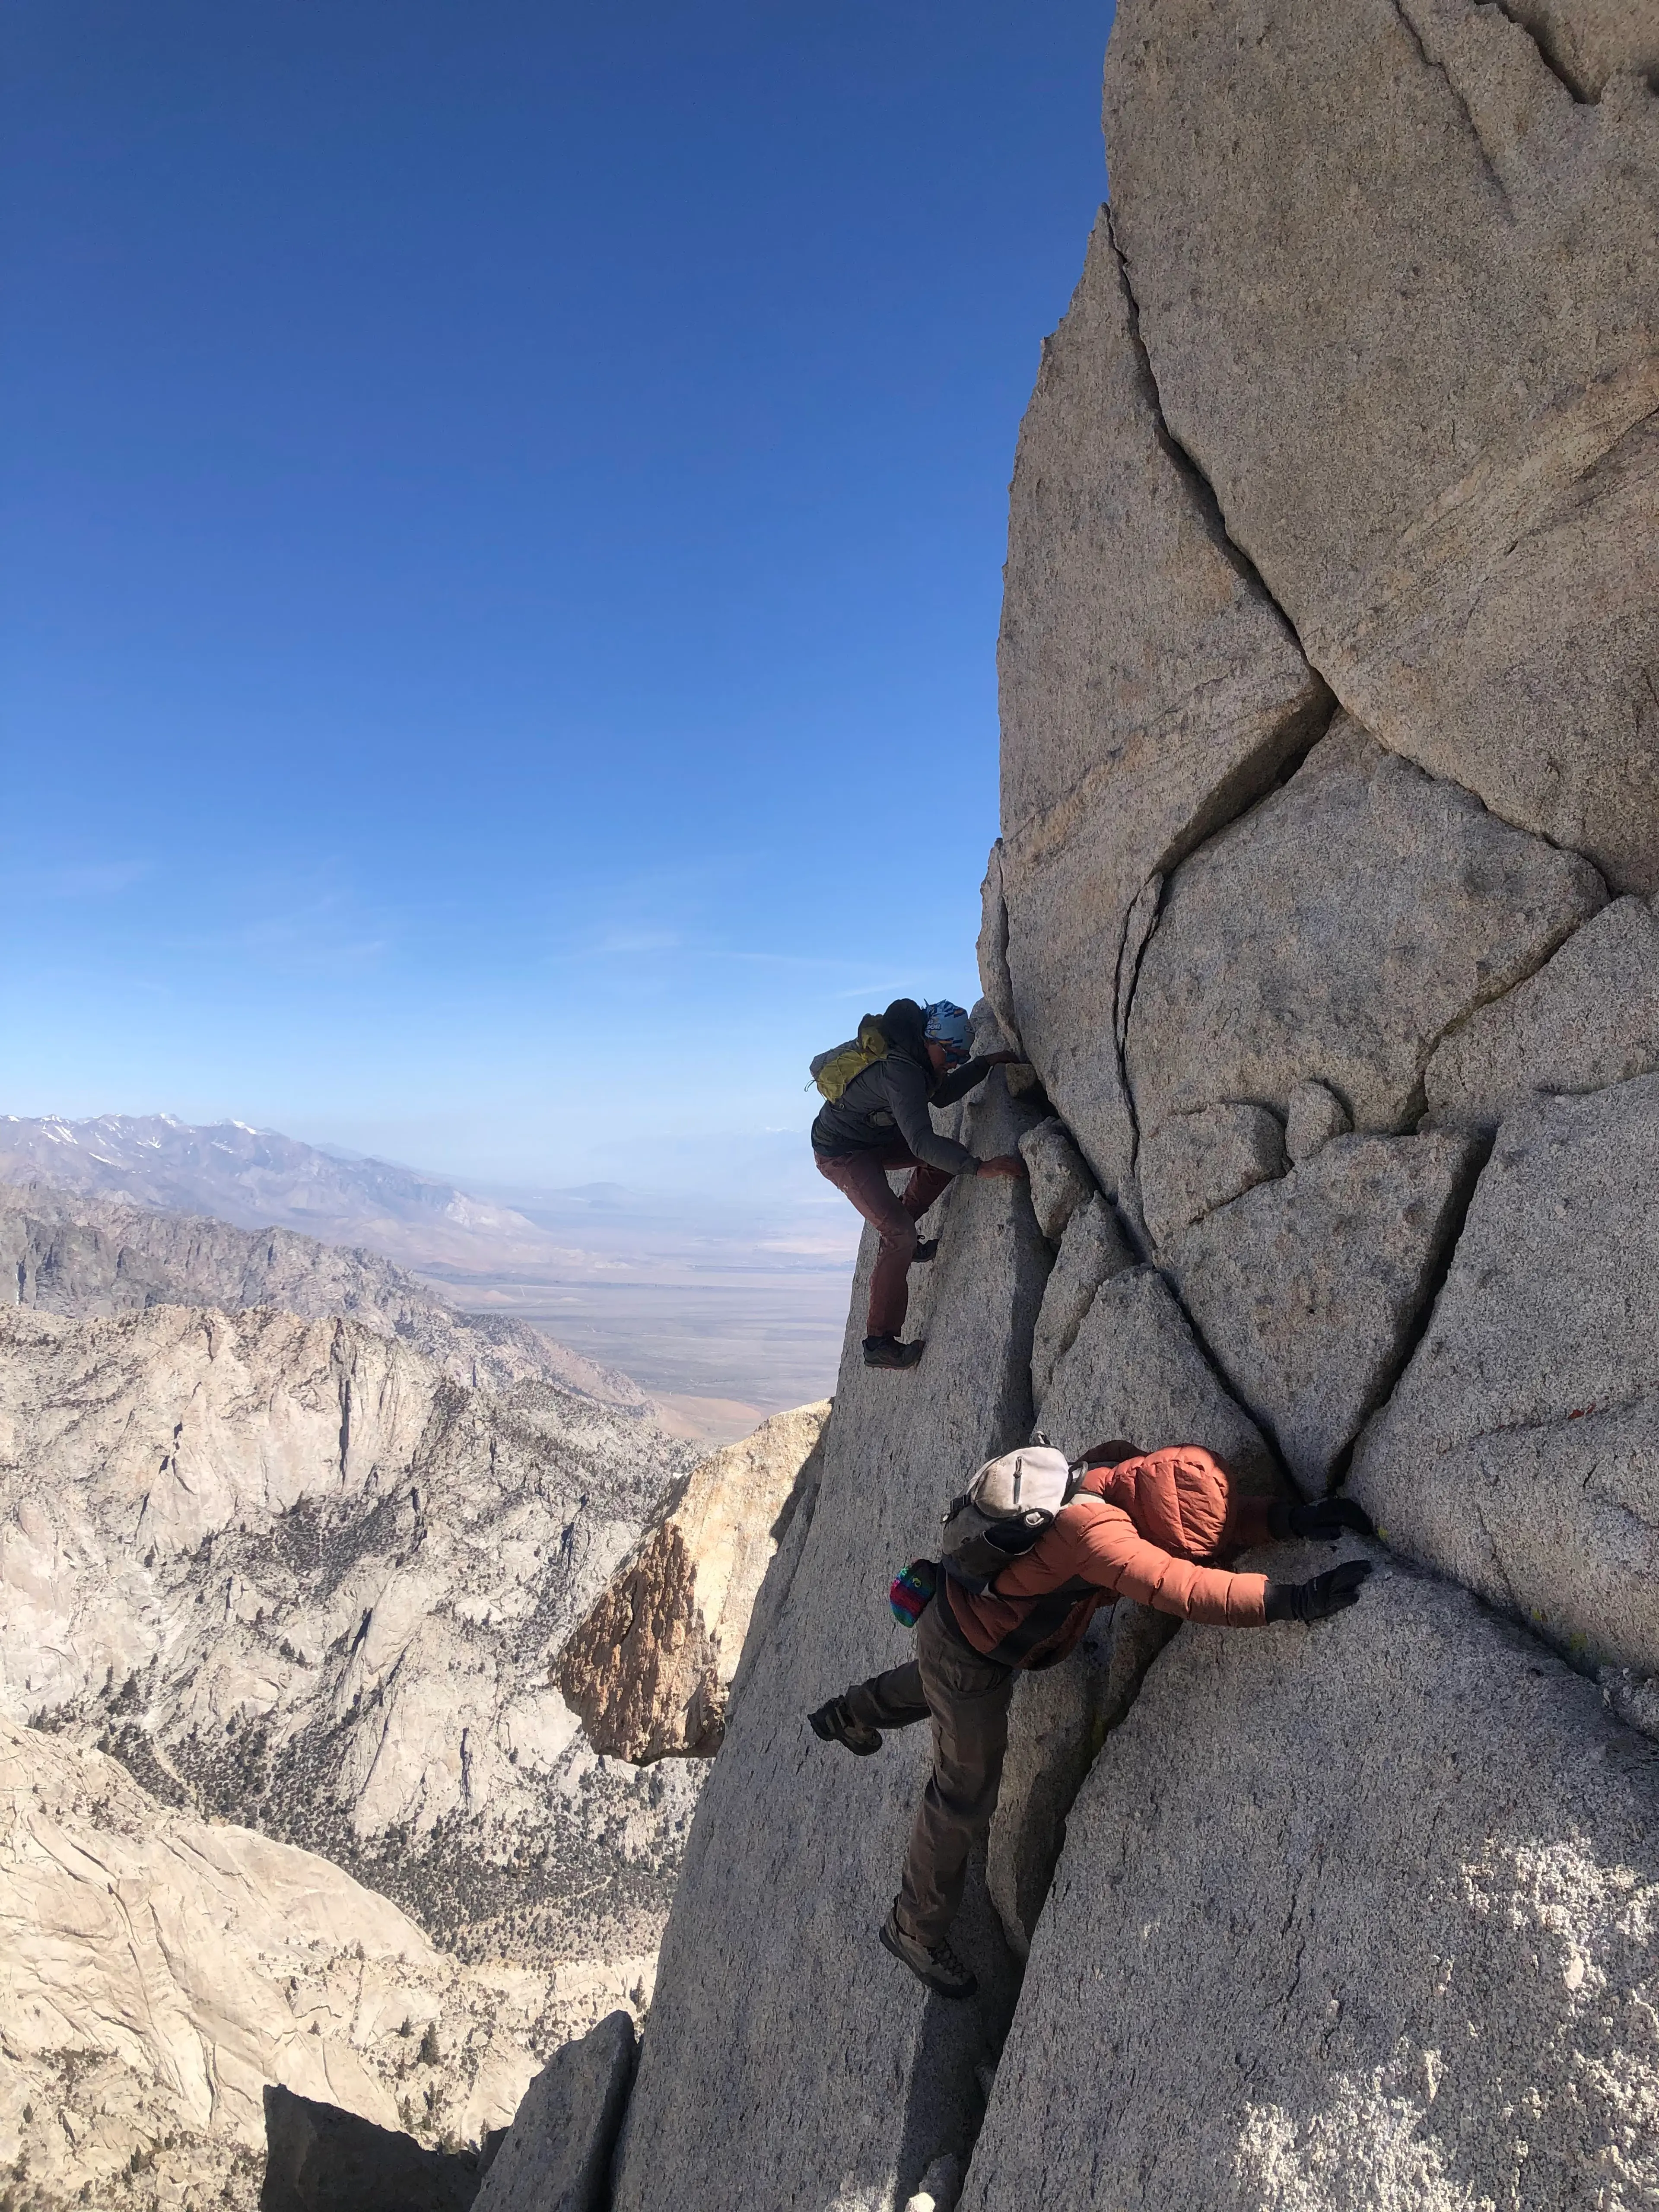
1264;1558;1373;1624
1270;1495;1376;1542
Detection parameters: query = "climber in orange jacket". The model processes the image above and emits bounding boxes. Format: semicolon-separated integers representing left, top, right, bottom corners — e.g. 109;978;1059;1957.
808;1440;1373;2000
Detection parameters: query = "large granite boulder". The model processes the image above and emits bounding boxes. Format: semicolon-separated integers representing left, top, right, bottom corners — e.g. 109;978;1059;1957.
1125;717;1605;1140
610;1076;1053;2212
470;2012;636;2212
1172;1132;1478;1496
558;1401;830;1761
1037;1265;1277;1497
1137;1103;1286;1252
1424;893;1659;1132
994;207;1329;1196
1029;1192;1135;1414
1104;0;1659;892
961;1547;1659;2212
1352;1076;1659;1678
1015;1117;1096;1244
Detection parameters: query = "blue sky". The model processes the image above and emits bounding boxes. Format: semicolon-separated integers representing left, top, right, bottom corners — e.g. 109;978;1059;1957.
2;0;1115;1199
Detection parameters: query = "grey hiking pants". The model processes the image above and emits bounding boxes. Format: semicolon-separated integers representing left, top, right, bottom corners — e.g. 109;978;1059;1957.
845;1595;1016;1949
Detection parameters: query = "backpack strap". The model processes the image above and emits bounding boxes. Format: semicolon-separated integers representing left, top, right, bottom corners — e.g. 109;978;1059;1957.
980;1576;1099;1665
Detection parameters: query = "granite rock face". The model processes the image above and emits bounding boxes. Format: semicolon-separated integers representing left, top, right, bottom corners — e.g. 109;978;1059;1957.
610;1077;1052;2212
558;1402;830;1761
1038;1266;1277;1497
1028;1191;1135;1413
1172;1132;1478;1496
1283;1079;1351;1164
1137;1102;1286;1252
984;1599;1177;1962
471;2011;636;2212
1503;0;1659;96
1104;0;1659;893
1424;893;1659;1132
995;206;1329;1196
1352;1078;1659;1677
1125;717;1606;1139
962;1550;1659;2212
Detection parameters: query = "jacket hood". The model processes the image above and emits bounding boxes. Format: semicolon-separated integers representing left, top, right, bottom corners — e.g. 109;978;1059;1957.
880;998;931;1068
1080;1447;1234;1561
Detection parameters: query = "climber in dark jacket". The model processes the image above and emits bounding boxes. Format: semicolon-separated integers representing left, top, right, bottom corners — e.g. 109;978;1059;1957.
809;1439;1374;2000
812;998;1026;1370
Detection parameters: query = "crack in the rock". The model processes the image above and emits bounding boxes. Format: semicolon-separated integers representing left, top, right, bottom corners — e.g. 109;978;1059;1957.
1325;1129;1495;1495
1389;0;1516;212
1404;887;1611;1127
1489;0;1594;103
1107;210;1320;661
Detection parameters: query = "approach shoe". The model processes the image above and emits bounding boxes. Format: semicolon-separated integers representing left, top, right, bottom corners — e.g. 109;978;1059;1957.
910;1239;940;1264
863;1335;925;1371
880;1907;978;2001
808;1696;881;1756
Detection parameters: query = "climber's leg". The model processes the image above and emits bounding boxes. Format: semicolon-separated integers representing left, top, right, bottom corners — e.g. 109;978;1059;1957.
893;1601;1016;1949
845;1660;929;1732
814;1146;931;1343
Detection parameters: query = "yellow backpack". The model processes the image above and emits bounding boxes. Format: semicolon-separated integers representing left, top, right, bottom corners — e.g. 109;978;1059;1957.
808;1015;889;1102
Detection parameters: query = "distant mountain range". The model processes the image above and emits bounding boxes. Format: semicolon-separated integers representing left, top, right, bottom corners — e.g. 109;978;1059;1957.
0;1112;858;1428
0;1113;549;1267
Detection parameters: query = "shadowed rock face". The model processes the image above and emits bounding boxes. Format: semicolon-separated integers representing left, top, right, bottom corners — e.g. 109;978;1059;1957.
557;1402;831;1761
470;2012;636;2212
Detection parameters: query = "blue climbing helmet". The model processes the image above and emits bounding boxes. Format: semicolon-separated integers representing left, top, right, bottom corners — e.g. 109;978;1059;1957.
922;1000;972;1069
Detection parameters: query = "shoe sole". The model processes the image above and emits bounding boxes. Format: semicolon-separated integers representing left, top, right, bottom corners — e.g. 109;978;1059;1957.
878;1920;977;2001
808;1710;880;1757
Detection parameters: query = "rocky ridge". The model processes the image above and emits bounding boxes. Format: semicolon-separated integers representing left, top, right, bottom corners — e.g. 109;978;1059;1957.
0;1716;543;2209
0;1177;650;1412
511;4;1659;2207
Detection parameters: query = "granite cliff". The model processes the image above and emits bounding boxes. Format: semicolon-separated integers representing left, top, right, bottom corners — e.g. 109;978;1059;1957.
484;4;1659;2206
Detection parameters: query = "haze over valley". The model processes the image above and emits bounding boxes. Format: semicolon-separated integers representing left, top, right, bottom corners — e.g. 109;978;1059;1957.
0;1112;857;1440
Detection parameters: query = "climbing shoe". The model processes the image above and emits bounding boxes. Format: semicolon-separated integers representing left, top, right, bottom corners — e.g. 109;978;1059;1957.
808;1695;881;1757
863;1335;925;1370
880;1908;977;2001
910;1238;939;1264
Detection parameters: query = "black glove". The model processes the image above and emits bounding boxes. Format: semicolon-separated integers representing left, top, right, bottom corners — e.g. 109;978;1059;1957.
1264;1558;1374;1624
1269;1495;1376;1542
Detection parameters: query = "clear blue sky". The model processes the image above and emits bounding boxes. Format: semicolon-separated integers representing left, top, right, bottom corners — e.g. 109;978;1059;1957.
2;0;1114;1198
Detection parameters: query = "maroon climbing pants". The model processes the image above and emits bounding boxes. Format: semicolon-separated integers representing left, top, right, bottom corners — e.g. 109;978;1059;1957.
814;1144;953;1341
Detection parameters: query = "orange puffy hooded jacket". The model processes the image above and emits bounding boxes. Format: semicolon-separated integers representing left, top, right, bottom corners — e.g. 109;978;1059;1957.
944;1446;1274;1666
